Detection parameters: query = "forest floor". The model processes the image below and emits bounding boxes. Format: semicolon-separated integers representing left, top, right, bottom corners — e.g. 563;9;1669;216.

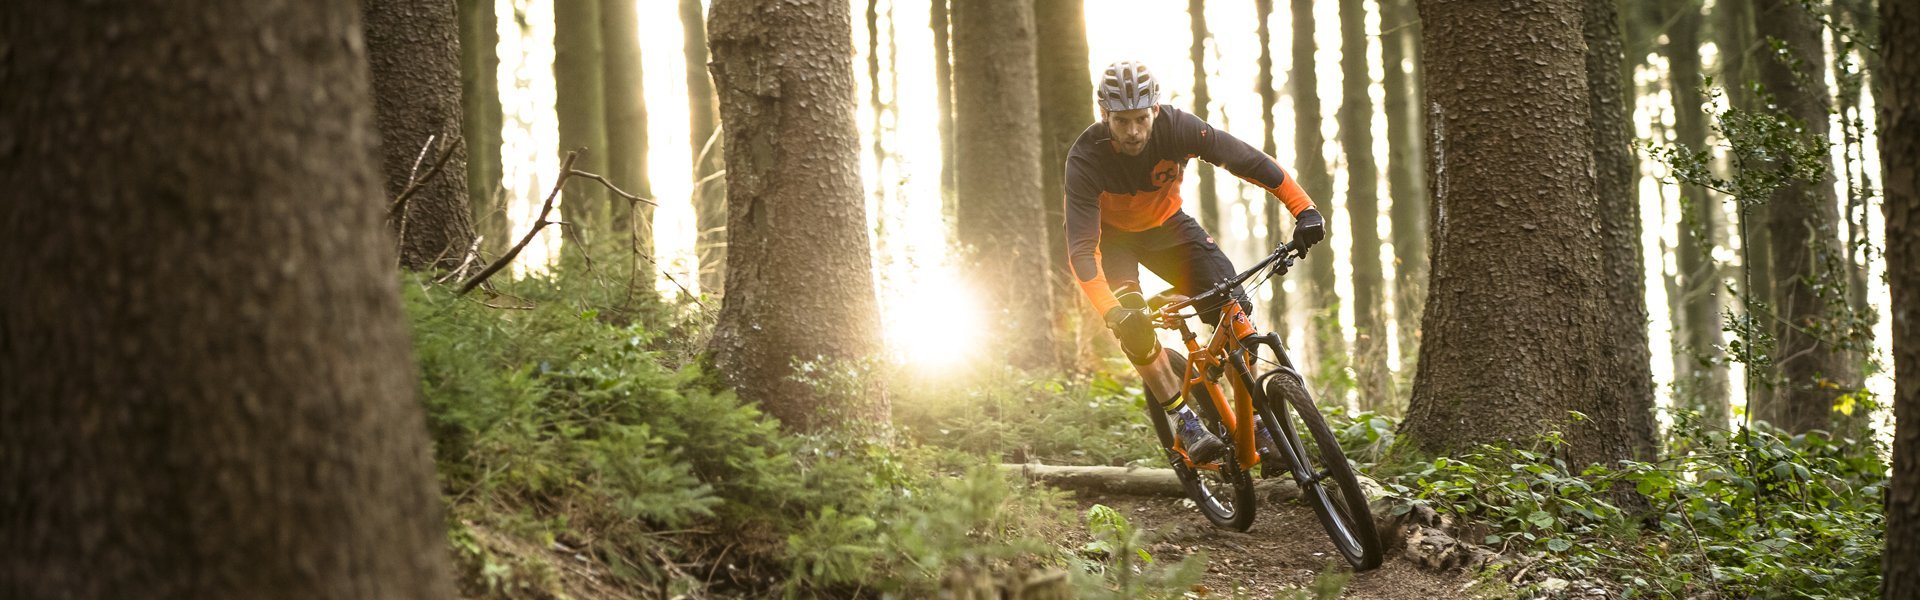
1061;490;1487;599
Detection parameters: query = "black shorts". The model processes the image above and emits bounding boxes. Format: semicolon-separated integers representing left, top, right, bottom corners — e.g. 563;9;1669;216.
1099;211;1252;327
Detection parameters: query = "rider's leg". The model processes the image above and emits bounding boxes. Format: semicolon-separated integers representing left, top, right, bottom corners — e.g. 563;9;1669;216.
1099;242;1227;463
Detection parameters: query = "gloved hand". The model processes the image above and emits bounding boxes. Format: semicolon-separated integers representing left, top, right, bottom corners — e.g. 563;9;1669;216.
1293;208;1326;249
1104;305;1159;362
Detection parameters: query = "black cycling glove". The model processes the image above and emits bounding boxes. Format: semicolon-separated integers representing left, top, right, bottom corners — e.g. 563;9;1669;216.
1294;208;1326;248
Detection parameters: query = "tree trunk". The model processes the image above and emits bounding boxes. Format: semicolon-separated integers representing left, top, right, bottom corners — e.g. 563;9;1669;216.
1400;0;1634;470
1588;0;1658;458
1035;0;1093;365
1881;1;1919;594
602;0;651;256
1190;0;1223;235
1664;0;1731;428
0;2;456;596
682;0;727;296
1754;0;1855;434
952;0;1058;369
1716;0;1773;408
932;0;958;221
1291;0;1343;368
1383;0;1426;392
1262;0;1290;339
554;0;611;248
459;0;509;259
365;0;478;270
1340;0;1388;411
707;0;885;431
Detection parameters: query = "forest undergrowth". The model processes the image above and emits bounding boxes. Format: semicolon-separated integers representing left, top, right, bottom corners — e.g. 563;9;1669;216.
408;253;1888;599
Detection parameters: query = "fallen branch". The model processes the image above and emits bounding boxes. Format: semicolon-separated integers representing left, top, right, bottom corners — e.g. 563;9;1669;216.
389;134;459;220
458;151;579;295
996;463;1301;501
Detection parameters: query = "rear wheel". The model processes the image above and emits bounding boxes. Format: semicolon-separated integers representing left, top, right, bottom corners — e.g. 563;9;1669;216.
1258;371;1383;570
1164;352;1257;532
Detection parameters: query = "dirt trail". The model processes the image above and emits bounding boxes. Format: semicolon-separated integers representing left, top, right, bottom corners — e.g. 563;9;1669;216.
1065;491;1481;599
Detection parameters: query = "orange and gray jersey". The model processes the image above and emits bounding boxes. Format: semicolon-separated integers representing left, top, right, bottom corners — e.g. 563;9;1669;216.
1063;105;1315;316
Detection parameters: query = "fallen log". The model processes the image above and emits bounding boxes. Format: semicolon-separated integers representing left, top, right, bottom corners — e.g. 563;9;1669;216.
996;463;1302;502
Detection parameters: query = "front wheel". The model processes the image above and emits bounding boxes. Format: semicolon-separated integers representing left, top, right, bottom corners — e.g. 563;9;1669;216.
1258;371;1383;570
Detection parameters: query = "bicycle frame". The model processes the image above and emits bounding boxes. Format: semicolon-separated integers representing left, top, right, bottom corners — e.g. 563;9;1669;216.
1161;299;1265;471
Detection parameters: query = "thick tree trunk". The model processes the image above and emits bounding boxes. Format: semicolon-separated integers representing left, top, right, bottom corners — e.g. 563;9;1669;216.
932;0;958;220
952;0;1058;369
602;0;651;255
554;0;611;247
1290;0;1343;367
1383;0;1426;391
1263;0;1291;339
682;0;727;296
459;0;509;259
707;0;885;431
1190;0;1223;235
1035;0;1093;365
1754;0;1855;434
365;0;477;270
1882;1;1919;594
1400;0;1633;470
1340;0;1388;411
1664;0;1731;427
1588;0;1658;458
0;2;456;596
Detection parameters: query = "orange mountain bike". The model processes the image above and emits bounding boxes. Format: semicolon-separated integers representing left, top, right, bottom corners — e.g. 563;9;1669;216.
1132;240;1383;570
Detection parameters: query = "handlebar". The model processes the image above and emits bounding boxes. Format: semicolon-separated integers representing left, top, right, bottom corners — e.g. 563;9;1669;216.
1157;240;1310;317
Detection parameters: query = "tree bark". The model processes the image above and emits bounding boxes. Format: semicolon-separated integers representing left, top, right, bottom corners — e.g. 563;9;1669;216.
0;2;456;596
365;0;478;270
602;0;651;256
1290;0;1343;366
1383;0;1427;391
554;0;611;247
459;0;509;259
1400;0;1634;470
1881;1;1919;594
1035;0;1093;364
707;0;886;431
1190;0;1223;235
1754;0;1855;434
932;0;958;221
1589;0;1658;458
1664;0;1731;428
1262;0;1291;338
682;0;727;296
1340;0;1388;410
952;0;1058;369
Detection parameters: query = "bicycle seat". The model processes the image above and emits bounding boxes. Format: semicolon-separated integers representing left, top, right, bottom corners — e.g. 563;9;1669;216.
1147;289;1190;312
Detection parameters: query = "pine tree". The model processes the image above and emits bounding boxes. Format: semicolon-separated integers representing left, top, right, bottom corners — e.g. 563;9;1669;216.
682;0;727;296
1190;0;1222;234
1588;0;1658;457
1;2;456;595
365;0;478;270
602;0;652;255
1383;0;1426;389
554;0;611;245
459;0;509;259
1881;1;1919;593
1339;0;1388;409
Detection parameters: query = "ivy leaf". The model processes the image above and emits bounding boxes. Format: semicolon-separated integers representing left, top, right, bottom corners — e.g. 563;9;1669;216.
1528;510;1555;529
1546;538;1572;553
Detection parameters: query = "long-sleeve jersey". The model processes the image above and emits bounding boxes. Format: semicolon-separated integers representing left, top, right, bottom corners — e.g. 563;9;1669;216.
1064;105;1316;317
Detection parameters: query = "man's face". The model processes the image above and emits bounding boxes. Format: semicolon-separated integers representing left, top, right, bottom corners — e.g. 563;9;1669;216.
1105;106;1157;156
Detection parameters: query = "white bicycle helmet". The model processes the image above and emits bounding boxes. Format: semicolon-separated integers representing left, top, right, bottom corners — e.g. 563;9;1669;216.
1097;61;1160;112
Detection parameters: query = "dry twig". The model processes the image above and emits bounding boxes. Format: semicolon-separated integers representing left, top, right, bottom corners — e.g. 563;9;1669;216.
459;151;579;295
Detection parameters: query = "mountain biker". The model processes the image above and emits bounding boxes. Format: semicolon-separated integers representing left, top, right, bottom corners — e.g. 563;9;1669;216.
1065;61;1326;464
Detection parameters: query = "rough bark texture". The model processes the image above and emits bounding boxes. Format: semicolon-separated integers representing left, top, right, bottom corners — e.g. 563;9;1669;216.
1190;0;1223;235
1035;0;1093;361
1664;0;1730;425
460;0;509;259
1588;0;1658;458
1883;1;1919;594
1340;0;1388;410
554;0;611;243
1754;0;1854;434
1290;0;1341;363
365;0;477;270
707;0;886;431
0;2;456;596
1383;0;1427;387
602;0;651;252
683;0;727;296
952;0;1058;370
932;0;957;218
1400;0;1634;470
1263;0;1290;337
